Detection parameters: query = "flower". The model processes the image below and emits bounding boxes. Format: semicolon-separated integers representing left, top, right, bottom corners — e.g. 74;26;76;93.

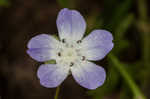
27;8;114;90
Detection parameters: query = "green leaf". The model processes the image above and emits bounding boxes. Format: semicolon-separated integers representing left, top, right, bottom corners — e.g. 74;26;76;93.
0;0;10;7
45;60;56;64
115;13;134;39
57;0;69;8
108;54;147;99
57;0;75;8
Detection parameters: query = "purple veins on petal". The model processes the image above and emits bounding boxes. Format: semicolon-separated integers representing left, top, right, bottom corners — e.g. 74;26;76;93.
56;8;86;42
27;48;52;62
27;34;59;49
27;34;59;62
37;64;70;88
81;29;114;61
71;61;106;90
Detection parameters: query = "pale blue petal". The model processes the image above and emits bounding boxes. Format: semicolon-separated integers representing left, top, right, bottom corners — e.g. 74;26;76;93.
27;34;59;49
27;48;52;62
71;61;106;90
56;8;86;42
37;64;70;88
81;30;114;61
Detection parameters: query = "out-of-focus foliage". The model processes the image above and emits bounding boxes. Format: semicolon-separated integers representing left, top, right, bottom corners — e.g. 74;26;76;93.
57;0;75;8
0;0;10;7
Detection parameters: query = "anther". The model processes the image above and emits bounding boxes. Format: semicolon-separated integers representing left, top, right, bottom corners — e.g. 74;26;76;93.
58;52;61;57
82;56;86;61
62;39;66;43
71;45;73;47
70;62;74;67
77;40;82;44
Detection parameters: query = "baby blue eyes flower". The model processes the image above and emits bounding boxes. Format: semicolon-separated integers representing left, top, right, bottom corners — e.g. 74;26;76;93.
27;8;114;90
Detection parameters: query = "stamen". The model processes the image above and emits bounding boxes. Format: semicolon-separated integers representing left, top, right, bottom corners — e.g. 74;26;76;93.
82;56;86;61
70;62;74;67
77;40;82;44
62;39;66;43
71;45;73;47
58;52;61;57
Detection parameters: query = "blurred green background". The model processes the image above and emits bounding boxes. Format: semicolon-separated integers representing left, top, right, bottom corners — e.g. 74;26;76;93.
0;0;150;99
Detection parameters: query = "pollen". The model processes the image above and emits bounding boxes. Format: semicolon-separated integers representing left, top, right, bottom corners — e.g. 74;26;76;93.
55;41;84;66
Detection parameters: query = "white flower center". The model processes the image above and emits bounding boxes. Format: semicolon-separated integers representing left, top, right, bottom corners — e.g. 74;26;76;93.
63;48;77;61
55;39;85;67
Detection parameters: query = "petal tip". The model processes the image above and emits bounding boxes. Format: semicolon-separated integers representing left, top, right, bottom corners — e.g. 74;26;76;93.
71;62;106;90
37;64;69;88
87;68;106;90
39;80;59;88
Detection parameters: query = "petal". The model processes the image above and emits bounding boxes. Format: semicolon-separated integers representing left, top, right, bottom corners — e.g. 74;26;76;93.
81;45;113;61
56;8;86;42
27;34;59;49
71;61;106;90
81;30;114;61
27;48;54;62
37;64;69;88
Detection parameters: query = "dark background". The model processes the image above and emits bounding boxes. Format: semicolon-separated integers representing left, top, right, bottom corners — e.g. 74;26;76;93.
0;0;150;99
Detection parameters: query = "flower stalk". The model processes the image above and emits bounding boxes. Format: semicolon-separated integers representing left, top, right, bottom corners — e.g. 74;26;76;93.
54;86;60;99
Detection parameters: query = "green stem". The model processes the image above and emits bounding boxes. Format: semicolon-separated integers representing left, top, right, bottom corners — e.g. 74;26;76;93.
54;86;60;99
137;0;150;89
138;0;150;69
109;54;146;99
138;0;148;21
138;0;149;63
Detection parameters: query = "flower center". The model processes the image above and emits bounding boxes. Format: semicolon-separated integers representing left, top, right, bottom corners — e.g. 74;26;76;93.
63;47;78;61
56;39;85;67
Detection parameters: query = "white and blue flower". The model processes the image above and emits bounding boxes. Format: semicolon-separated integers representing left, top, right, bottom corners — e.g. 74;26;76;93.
27;8;114;90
